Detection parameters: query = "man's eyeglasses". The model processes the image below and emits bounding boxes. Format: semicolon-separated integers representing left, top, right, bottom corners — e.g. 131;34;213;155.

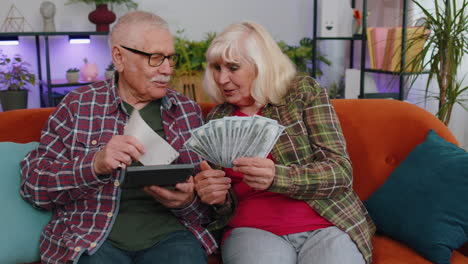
120;45;179;67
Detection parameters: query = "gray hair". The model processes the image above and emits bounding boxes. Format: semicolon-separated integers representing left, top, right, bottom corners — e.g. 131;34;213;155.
109;11;169;48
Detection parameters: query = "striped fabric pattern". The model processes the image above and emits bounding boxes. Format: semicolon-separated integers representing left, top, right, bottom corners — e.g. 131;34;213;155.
206;75;375;263
20;78;218;263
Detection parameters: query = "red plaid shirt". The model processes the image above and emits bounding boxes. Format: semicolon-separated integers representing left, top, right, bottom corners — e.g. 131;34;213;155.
20;78;217;263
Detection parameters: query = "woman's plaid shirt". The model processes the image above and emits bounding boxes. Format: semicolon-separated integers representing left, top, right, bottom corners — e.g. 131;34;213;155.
206;75;376;264
20;80;217;263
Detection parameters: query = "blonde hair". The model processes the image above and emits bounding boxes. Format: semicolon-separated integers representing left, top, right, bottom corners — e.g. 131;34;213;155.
109;11;169;48
203;21;297;105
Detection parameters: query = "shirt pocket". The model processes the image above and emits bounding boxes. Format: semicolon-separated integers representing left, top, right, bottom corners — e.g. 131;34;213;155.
74;132;113;156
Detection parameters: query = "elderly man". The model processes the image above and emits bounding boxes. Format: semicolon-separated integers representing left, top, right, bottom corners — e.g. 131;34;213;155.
20;11;216;264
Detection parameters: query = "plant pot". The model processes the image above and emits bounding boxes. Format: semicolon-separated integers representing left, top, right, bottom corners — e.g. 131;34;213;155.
105;70;114;80
66;72;80;83
0;90;28;111
88;4;116;32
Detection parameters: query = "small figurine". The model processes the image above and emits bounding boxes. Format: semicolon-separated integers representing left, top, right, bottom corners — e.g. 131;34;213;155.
40;1;56;32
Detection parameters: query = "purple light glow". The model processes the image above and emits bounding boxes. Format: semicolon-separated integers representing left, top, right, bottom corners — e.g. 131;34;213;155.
0;35;111;111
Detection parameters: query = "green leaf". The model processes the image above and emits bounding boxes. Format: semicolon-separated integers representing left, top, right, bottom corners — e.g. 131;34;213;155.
406;0;468;125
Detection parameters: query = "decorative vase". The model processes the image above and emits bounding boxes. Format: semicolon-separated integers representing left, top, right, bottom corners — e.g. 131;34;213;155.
88;4;116;32
0;90;28;111
80;62;98;82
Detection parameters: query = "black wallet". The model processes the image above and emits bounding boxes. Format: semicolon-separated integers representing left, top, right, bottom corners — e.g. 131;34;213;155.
121;164;195;189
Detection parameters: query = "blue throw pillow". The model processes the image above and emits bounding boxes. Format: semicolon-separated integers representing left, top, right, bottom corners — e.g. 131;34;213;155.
0;142;51;263
364;130;468;264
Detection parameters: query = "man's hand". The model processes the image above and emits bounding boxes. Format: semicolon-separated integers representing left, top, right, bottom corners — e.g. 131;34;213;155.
233;157;275;190
194;161;231;205
93;135;145;175
144;176;195;208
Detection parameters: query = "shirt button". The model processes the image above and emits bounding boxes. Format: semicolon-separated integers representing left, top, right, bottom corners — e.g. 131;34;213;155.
114;180;120;187
74;247;81;252
107;212;113;217
90;242;97;248
91;140;98;145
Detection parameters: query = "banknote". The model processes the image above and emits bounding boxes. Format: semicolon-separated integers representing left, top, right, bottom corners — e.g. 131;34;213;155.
185;115;285;167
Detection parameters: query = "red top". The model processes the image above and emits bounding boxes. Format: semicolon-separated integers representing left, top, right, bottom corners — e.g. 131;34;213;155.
222;109;332;242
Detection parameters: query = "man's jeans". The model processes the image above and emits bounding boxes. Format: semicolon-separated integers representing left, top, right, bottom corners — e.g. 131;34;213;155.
77;230;207;264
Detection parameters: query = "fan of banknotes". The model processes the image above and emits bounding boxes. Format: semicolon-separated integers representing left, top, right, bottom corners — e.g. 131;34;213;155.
185;115;285;168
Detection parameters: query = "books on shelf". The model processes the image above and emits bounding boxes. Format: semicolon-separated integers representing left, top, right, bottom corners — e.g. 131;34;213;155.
366;28;377;69
366;26;429;72
372;27;391;70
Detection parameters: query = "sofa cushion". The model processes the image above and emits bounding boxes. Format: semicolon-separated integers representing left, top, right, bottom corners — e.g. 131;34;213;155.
365;130;468;264
0;142;51;263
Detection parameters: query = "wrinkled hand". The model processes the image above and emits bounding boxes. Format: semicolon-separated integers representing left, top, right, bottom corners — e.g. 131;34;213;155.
93;135;145;175
144;176;196;209
194;161;231;205
233;157;275;190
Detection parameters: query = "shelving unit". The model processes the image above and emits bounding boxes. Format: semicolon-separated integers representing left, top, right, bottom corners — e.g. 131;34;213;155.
0;31;109;107
311;0;429;100
311;0;361;81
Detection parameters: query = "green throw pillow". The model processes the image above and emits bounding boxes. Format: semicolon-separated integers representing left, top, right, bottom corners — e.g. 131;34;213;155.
0;142;51;263
364;130;468;264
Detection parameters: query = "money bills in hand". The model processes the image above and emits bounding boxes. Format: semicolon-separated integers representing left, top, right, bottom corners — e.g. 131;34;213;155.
185;115;285;168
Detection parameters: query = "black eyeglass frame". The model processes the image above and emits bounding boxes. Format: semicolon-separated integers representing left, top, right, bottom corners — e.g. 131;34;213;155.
120;45;179;67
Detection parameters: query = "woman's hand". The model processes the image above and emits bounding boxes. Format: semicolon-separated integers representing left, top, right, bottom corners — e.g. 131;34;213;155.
233;157;275;190
194;161;231;205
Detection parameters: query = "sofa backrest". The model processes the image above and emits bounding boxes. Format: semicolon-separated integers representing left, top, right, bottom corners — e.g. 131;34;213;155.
0;99;457;200
330;99;457;200
0;107;54;143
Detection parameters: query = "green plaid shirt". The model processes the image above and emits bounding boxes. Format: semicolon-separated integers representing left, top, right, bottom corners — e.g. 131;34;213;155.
206;75;375;263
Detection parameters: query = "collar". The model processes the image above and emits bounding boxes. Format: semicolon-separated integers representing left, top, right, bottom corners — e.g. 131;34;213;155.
106;72;178;116
105;72;123;115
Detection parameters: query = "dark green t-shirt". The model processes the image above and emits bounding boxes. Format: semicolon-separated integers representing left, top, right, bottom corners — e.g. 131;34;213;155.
107;100;185;251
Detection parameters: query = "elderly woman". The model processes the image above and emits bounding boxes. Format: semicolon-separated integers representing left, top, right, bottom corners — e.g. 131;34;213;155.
194;21;375;264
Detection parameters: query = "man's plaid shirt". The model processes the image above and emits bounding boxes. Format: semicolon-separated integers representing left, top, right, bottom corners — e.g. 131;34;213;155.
206;75;376;264
20;78;217;263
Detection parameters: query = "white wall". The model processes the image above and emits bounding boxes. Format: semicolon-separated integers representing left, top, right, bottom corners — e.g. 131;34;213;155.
0;0;312;43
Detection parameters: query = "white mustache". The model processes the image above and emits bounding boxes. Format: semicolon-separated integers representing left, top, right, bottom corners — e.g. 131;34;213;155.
151;75;171;83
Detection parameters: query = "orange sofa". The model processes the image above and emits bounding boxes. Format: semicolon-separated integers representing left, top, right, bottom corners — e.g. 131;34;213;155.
1;99;467;264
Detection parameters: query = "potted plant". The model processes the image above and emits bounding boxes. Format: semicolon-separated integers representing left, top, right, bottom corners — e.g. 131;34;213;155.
0;51;36;111
172;30;216;103
105;62;115;80
66;0;138;32
405;0;468;125
66;67;80;83
328;75;345;99
277;37;332;78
